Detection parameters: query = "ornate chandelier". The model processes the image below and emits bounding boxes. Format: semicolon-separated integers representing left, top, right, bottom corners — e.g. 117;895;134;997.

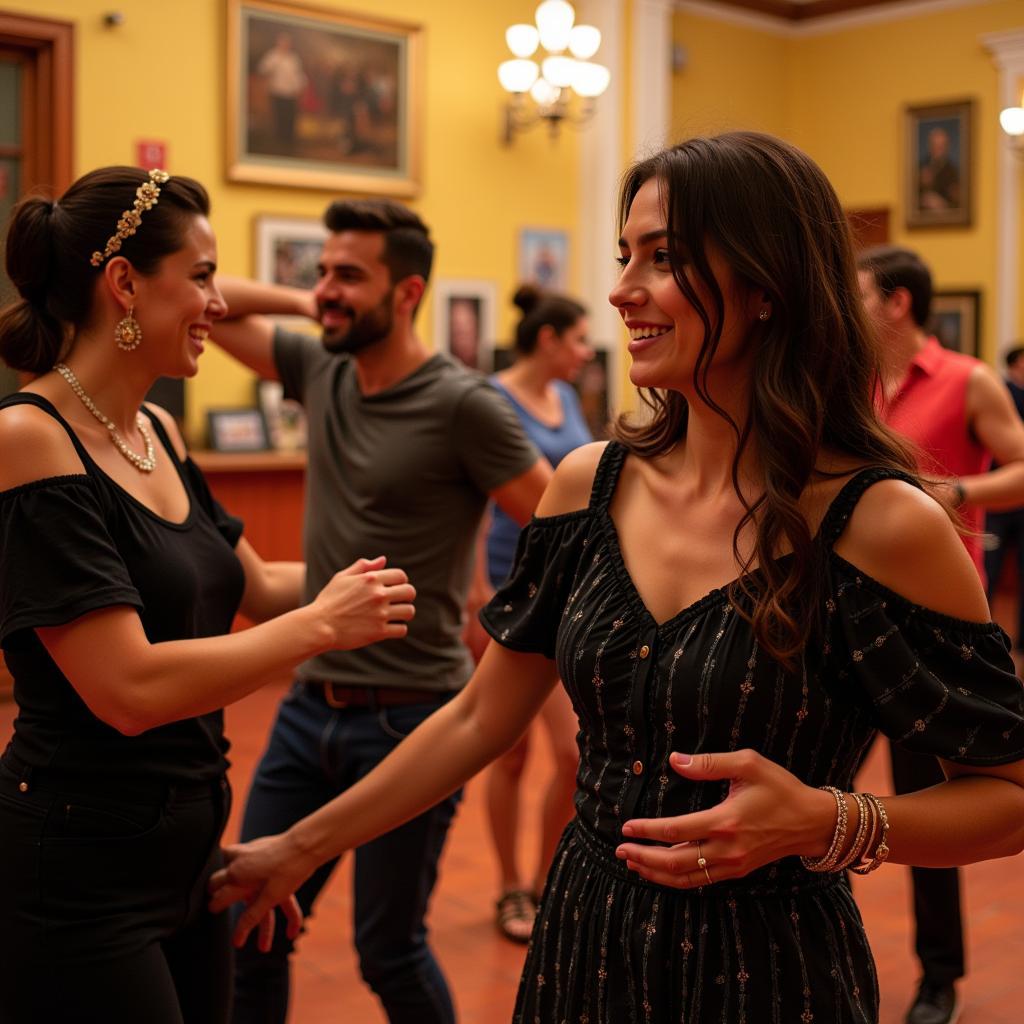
498;1;611;144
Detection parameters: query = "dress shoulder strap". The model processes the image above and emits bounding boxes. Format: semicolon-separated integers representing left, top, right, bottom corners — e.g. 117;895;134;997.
0;391;95;469
588;440;628;511
817;465;921;550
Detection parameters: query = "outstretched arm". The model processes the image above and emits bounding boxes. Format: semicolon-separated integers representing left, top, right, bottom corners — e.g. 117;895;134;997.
210;276;318;380
39;555;414;736
209;640;557;946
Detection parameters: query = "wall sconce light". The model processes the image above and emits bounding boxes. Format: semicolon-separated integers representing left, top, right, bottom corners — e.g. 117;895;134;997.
498;1;610;145
1000;92;1024;155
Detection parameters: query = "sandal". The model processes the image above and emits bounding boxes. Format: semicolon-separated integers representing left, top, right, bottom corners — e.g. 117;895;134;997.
496;888;536;944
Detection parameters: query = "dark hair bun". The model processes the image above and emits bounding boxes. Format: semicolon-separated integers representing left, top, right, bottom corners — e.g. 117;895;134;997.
6;195;56;307
512;282;544;315
0;194;63;374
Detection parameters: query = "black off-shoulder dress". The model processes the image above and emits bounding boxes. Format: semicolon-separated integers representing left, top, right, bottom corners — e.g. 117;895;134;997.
480;442;1024;1024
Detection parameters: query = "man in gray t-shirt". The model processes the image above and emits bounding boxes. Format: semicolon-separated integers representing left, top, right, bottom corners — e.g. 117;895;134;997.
213;200;548;1024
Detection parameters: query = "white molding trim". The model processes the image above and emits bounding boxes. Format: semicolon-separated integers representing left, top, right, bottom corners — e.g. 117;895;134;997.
632;0;673;159
675;0;995;39
982;29;1024;363
578;0;625;417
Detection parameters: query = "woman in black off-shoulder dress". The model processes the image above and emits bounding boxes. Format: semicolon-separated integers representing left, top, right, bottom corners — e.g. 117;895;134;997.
209;132;1024;1024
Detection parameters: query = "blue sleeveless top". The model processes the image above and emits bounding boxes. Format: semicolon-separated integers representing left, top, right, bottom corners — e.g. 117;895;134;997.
486;377;592;587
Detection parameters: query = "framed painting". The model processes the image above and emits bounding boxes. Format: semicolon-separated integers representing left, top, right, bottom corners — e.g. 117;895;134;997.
432;278;497;373
207;408;272;452
518;228;569;291
905;100;973;229
254;214;326;290
227;0;423;195
930;290;981;357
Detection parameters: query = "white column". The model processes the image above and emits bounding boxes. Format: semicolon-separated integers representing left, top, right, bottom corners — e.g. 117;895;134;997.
631;0;673;160
578;0;625;414
981;28;1024;362
576;0;673;418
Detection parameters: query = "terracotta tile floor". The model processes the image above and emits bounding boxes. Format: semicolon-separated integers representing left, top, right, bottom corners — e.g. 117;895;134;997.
3;683;1023;1023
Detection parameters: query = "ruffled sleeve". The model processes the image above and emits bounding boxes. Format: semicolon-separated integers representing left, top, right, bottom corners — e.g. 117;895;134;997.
828;560;1024;766
0;476;143;646
182;457;244;548
479;510;594;659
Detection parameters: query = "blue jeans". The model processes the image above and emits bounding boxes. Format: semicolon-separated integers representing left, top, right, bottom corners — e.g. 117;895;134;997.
231;683;462;1024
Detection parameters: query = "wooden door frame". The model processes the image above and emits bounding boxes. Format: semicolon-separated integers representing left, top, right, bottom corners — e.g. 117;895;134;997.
0;11;73;192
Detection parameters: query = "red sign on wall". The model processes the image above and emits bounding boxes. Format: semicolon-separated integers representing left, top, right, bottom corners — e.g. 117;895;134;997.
135;140;168;170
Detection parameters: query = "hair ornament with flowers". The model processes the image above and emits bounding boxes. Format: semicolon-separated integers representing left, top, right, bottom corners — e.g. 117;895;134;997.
89;169;170;267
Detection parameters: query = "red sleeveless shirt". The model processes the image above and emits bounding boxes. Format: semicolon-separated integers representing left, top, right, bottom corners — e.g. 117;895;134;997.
879;336;990;582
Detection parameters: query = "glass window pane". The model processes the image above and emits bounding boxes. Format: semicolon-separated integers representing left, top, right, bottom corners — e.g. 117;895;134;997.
0;61;20;147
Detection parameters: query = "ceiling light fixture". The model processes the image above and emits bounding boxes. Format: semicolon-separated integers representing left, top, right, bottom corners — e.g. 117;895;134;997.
498;1;610;144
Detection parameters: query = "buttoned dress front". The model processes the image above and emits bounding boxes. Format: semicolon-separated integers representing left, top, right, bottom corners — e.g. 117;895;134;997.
480;442;1024;1024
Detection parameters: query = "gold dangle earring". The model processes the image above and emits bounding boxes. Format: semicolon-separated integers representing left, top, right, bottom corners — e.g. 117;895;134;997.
114;307;142;352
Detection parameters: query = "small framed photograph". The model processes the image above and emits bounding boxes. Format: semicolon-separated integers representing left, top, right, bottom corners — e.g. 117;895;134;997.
518;228;569;291
256;379;307;451
905;99;973;229
432;278;497;373
255;214;326;290
227;0;423;196
207;408;271;452
930;290;981;357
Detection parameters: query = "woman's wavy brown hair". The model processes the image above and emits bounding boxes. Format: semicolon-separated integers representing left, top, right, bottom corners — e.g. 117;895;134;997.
614;131;920;668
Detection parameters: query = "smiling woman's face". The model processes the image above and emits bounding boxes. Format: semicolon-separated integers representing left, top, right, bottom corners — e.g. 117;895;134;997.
608;176;760;398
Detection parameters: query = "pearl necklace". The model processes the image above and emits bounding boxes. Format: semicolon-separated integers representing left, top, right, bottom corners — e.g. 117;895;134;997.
54;362;157;473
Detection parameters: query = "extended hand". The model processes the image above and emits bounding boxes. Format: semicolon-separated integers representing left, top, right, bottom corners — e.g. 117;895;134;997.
208;832;318;950
316;557;416;650
615;750;834;888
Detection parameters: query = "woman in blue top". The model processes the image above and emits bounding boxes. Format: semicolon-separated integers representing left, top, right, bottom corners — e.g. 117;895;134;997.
485;284;594;941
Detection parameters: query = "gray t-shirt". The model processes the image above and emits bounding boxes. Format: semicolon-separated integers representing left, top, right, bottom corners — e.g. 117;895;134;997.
275;328;540;691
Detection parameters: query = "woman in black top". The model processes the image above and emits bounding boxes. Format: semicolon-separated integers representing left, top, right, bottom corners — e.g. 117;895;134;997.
209;134;1024;1023
0;167;415;1024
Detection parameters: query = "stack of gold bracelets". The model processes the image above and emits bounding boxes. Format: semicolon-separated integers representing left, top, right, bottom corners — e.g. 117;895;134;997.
800;787;891;874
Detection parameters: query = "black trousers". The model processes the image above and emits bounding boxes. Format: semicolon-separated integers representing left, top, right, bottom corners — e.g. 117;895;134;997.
0;759;233;1024
888;742;965;986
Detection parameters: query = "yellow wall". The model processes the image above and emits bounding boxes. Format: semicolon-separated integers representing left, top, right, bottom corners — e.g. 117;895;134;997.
671;12;789;139
22;0;581;441
788;0;1023;361
671;0;1023;361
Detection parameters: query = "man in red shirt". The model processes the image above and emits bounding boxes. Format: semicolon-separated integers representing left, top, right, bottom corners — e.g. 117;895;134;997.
858;245;1024;1024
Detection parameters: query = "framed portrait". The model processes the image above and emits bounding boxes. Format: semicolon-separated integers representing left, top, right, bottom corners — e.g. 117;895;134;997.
207;408;271;453
905;100;973;229
255;214;326;290
930;290;981;357
432;278;497;373
492;346;614;440
519;228;569;291
227;0;423;195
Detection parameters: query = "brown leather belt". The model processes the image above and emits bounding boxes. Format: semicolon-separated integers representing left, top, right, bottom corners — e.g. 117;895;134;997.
309;683;452;709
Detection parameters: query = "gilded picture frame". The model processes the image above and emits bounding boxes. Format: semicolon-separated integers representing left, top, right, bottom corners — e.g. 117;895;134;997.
227;0;423;196
905;99;973;229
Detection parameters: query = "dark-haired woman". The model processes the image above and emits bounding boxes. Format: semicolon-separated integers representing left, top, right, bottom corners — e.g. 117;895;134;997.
0;167;415;1024
210;133;1024;1023
484;283;593;942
